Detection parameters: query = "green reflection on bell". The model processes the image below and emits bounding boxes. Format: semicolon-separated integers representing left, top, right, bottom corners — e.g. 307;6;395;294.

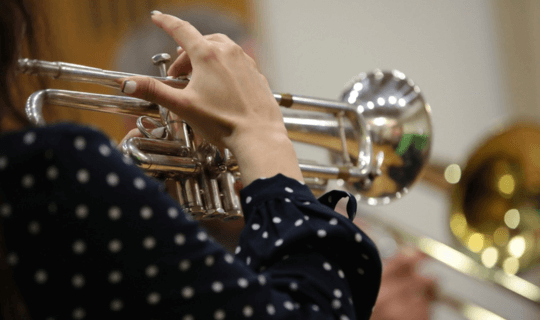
396;134;429;155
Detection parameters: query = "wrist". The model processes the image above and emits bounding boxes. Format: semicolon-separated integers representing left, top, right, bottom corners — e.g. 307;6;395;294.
226;127;303;186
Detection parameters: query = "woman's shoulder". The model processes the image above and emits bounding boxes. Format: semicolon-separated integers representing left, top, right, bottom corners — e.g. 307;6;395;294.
0;123;115;159
1;123;111;144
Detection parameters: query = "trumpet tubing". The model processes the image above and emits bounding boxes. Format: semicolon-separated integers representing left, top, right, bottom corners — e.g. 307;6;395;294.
18;55;432;218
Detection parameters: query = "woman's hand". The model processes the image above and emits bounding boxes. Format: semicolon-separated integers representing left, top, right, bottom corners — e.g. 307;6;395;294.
371;250;437;320
120;12;303;185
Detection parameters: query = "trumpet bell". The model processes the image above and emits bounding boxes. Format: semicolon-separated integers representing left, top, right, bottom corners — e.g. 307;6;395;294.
450;123;540;274
339;70;432;204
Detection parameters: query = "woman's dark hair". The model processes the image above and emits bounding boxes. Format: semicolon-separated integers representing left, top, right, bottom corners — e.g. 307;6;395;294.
0;0;39;133
0;2;39;319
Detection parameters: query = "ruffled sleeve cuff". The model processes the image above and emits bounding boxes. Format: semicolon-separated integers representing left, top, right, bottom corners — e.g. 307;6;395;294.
237;174;382;319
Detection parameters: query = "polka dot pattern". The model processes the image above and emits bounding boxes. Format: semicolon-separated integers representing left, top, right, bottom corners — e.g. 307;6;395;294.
237;278;249;288
266;304;276;315
108;271;122;284
23;132;36;145
108;207;122;220
224;254;234;264
140;206;153;219
0;203;11;217
214;309;225;320
179;260;191;272
72;307;86;319
168;207;179;219
212;281;224;293
243;305;254;317
106;173;119;186
134;177;146;190
181;286;195;299
99;144;111;157
146;265;159;277
21;174;34;188
108;239;122;253
46;166;59;180
110;299;123;311
0;125;380;320
75;205;89;219
147;292;160;305
74;137;86;150
72;274;85;288
143;236;156;249
0;156;8;170
34;269;48;284
76;169;89;184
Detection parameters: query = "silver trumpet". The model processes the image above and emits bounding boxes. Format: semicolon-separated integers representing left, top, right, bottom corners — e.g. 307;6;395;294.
19;54;432;220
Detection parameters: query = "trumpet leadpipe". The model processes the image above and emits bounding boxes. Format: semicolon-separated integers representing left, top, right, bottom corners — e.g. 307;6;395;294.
17;58;189;89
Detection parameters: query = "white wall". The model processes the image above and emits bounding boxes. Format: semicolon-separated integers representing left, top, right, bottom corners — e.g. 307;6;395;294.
253;1;537;319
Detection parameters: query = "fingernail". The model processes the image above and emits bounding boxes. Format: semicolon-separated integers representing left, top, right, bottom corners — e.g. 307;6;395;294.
122;80;137;94
151;10;162;16
176;46;183;53
151;127;166;138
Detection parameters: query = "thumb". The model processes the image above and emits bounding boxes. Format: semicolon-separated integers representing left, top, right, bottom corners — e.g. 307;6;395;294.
120;76;193;113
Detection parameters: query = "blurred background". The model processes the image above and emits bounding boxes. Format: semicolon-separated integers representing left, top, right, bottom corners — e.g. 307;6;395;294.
254;2;540;319
25;0;540;319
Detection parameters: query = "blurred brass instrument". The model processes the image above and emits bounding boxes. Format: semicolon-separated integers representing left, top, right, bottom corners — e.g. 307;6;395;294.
421;124;540;303
444;124;540;275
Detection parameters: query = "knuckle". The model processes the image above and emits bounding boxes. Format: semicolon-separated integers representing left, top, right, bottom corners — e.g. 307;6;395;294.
215;33;231;41
143;79;158;102
189;41;210;57
201;49;218;63
248;57;259;69
170;19;190;32
207;33;230;42
224;42;243;56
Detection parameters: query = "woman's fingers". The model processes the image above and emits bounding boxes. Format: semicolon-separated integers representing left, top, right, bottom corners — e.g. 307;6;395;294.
118;128;143;149
168;34;232;77
120;76;194;115
151;13;207;59
384;250;426;277
168;51;191;77
118;127;165;149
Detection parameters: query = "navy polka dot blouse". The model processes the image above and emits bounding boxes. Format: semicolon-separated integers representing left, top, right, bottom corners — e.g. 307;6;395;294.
0;124;381;320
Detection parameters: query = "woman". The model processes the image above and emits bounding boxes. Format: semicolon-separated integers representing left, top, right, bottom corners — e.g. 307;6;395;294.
0;2;381;320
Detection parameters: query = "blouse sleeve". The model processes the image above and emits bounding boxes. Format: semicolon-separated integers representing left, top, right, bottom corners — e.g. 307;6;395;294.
237;175;382;320
0;124;381;320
